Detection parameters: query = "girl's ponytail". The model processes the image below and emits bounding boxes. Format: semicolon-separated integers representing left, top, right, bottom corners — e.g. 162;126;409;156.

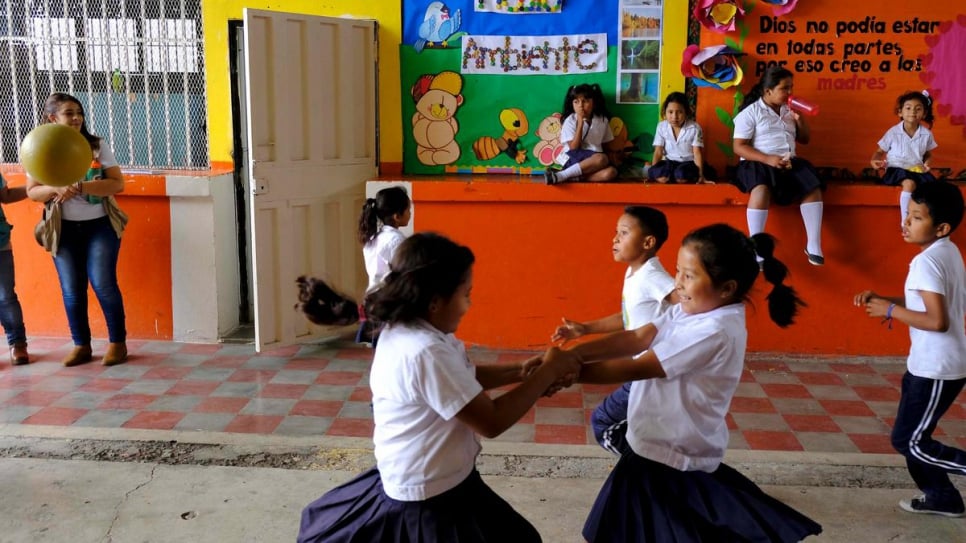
751;233;806;327
358;198;379;244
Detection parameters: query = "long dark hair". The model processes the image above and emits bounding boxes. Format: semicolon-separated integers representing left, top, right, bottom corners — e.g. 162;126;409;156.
365;233;474;325
294;276;360;326
43;93;101;152
561;83;611;120
739;66;794;113
682;223;805;327
358;186;411;244
895;91;935;127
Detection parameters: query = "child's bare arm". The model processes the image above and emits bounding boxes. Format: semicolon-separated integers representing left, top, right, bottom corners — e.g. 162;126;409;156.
651;145;664;164
0;185;27;204
867;291;949;332
871;148;887;169
734;138;783;168
551;313;623;342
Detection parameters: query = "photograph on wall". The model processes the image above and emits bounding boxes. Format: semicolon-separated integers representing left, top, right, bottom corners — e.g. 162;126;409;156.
617;0;662;103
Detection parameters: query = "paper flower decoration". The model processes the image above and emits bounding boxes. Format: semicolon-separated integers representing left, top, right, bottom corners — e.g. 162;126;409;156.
693;0;745;33
681;44;745;90
761;0;799;16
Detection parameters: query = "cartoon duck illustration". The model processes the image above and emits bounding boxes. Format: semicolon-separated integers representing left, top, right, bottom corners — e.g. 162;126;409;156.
415;2;462;53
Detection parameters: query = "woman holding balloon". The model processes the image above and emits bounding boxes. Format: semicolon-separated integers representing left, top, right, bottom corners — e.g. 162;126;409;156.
24;93;128;367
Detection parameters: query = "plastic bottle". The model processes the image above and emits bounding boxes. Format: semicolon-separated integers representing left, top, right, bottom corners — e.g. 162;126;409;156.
787;95;819;116
84;158;103;204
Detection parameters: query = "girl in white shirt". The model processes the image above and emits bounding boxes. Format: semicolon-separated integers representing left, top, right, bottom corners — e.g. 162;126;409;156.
870;91;938;223
545;83;618;185
648;92;708;184
356;186;411;344
298;233;579;543
549;224;821;542
733;66;826;267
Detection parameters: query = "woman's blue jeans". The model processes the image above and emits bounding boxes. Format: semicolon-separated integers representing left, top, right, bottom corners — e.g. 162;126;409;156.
53;217;126;345
0;249;26;346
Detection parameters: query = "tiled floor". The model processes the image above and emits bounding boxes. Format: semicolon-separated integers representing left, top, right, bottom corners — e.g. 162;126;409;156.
2;337;965;454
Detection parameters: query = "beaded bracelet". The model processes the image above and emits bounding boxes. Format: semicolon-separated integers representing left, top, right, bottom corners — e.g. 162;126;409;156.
884;303;896;329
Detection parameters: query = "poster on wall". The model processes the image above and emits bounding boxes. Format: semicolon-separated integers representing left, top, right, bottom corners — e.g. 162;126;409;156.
474;0;563;14
617;0;663;104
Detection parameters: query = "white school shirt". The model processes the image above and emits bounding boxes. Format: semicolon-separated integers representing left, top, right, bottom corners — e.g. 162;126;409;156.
61;143;118;221
732;98;797;159
877;122;938;170
652;120;704;162
371;320;483;501
555;113;614;166
622;256;675;330
904;237;966;380
626;303;747;472
363;225;407;292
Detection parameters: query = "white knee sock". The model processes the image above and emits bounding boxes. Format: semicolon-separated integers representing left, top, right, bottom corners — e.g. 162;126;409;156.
800;201;824;256
746;208;768;236
556;163;583;182
899;191;912;224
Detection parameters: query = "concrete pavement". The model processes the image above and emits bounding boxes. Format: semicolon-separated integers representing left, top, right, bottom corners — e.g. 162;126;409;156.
1;426;965;542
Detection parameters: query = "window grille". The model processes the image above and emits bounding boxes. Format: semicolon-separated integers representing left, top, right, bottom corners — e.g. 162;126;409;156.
0;0;209;170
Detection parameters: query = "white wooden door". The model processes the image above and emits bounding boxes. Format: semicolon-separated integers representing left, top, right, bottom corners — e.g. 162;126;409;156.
243;9;377;351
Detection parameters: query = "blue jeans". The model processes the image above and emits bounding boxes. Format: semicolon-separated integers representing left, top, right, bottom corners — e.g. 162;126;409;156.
891;371;966;510
591;382;632;455
0;249;26;346
53;217;126;345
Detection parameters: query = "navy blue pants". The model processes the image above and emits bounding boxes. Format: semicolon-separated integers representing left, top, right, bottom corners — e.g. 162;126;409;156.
891;371;966;509
591;382;632;455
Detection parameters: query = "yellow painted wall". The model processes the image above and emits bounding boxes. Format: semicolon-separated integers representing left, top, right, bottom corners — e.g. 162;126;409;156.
661;0;688;101
202;0;402;165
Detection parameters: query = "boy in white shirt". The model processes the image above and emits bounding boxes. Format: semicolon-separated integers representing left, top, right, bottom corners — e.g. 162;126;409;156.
854;182;966;517
552;205;677;454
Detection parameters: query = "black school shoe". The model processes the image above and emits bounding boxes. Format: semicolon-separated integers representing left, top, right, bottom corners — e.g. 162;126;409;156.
544;169;559;185
899;495;966;518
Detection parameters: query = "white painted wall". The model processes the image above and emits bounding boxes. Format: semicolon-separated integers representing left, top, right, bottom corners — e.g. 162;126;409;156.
167;173;241;342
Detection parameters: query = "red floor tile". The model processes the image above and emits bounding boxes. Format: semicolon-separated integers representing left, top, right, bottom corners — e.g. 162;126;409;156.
177;344;224;355
729;397;776;413
848;433;895;454
519;408;535;424
760;384;813;399
882;374;904;387
819;399;877;417
141;367;194;380
122;411;185;430
333;349;376;360
98;394;159;410
285;358;330;371
55;365;107;377
194;397;250;413
726;413;737;430
256;345;302;357
326;418;374;437
0;376;47;389
290;400;343;417
166;380;221;396
201;356;252;368
783;414;841;433
743;430;803;451
944;404;966;420
739;369;755;383
79;378;132;393
5;390;68;406
258;384;310;399
535;391;583;408
348;387;372;402
534;424;588;445
852;386;901;402
314;372;364;386
796;372;846;386
228;369;278;383
581;384;621;394
829;363;877;375
224;415;284;434
22;407;87;426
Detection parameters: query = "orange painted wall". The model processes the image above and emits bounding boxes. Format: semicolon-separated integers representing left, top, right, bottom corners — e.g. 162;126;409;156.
1;168;173;341
406;178;966;355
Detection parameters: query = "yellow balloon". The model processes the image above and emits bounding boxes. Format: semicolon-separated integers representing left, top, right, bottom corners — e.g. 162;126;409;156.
19;124;93;187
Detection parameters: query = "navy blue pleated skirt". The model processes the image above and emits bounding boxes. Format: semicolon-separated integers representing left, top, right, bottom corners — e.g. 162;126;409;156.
734;158;824;206
562;148;601;169
298;468;542;543
583;453;822;542
648;160;700;183
880;167;937;187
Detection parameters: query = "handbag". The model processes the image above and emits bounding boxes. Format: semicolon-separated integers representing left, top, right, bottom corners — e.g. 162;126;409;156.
33;200;62;255
102;195;128;238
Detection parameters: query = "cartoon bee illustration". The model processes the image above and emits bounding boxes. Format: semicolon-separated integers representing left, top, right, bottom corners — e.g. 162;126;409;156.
473;108;529;164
